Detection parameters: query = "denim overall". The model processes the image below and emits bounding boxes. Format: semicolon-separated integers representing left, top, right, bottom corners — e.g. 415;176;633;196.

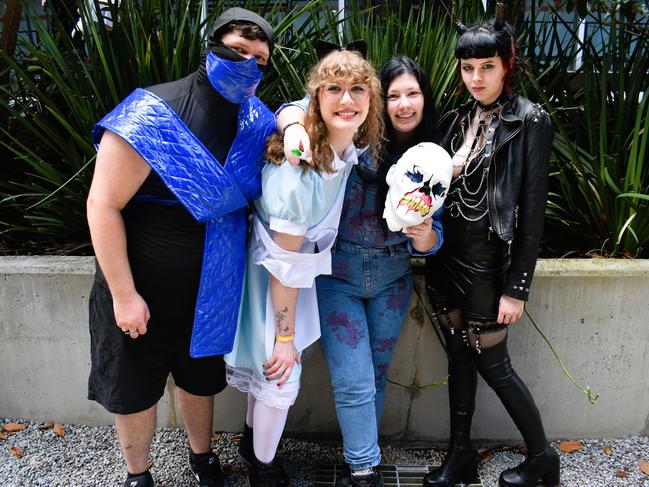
316;150;443;469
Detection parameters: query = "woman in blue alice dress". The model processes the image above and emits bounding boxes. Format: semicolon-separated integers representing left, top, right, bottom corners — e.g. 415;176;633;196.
224;49;384;487
277;55;444;487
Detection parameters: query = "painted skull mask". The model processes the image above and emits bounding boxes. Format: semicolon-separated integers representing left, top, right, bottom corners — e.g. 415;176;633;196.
383;142;452;232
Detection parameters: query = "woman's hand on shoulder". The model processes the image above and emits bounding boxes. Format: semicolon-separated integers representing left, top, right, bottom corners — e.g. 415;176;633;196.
283;123;312;167
497;295;525;325
263;340;301;386
277;104;312;166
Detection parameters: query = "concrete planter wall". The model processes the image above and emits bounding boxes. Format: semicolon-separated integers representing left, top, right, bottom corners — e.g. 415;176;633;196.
1;256;648;442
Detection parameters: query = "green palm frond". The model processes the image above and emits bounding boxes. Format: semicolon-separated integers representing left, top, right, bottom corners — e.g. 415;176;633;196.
1;0;647;257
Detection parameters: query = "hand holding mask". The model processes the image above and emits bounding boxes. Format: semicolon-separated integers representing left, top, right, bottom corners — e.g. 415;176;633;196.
383;142;452;232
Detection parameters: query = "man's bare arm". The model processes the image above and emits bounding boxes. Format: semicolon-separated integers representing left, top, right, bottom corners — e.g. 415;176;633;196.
87;130;151;337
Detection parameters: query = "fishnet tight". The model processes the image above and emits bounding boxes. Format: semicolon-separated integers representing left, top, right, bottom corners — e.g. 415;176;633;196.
435;306;508;351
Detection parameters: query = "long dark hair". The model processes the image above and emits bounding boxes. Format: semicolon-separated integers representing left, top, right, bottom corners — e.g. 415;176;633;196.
374;56;436;229
454;18;520;94
381;55;436;154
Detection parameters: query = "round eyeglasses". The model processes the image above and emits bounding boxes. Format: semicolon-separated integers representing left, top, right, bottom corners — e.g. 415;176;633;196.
320;83;370;101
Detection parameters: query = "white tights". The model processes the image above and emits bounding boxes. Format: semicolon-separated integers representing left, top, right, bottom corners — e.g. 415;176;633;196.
245;392;290;465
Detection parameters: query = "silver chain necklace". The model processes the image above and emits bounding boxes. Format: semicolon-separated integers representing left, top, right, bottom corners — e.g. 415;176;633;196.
446;105;499;222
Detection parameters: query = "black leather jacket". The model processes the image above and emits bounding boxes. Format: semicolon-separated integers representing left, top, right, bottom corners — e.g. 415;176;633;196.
434;93;554;301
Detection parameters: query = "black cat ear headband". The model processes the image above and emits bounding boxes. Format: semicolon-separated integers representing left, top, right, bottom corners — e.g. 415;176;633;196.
438;0;507;34
315;39;368;60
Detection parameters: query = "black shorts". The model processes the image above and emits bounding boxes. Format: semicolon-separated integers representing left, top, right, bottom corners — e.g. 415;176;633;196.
426;216;509;323
87;270;226;415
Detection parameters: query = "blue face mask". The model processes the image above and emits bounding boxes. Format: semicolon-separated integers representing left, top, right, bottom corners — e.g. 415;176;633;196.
206;51;263;104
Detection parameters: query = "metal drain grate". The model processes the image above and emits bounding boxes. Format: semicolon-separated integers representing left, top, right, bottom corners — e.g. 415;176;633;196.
314;464;483;486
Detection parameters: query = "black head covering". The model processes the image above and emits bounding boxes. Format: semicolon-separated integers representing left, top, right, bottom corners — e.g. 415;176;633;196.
207;7;274;59
315;39;368;60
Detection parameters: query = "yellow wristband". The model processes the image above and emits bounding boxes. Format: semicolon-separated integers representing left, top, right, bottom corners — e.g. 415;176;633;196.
275;334;295;343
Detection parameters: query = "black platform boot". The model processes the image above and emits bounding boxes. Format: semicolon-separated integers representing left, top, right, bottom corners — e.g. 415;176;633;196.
475;339;560;487
424;329;478;487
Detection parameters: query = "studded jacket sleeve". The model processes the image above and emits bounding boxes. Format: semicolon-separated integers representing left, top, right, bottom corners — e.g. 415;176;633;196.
503;105;553;301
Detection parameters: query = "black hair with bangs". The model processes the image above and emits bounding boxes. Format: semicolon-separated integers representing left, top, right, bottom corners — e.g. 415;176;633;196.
454;18;519;89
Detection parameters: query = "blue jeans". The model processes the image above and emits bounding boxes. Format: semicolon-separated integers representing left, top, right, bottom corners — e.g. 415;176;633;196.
316;239;413;470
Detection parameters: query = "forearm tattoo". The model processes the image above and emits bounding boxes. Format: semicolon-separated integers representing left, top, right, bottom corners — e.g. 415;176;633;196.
275;306;290;333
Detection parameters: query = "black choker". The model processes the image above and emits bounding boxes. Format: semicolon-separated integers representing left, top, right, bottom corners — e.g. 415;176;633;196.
477;99;502;111
476;91;511;111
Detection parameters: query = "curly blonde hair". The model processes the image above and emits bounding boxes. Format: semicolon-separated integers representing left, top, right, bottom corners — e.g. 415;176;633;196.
267;50;384;173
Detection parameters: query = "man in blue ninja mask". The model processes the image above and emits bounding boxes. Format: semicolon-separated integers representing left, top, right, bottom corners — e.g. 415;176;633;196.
86;8;275;487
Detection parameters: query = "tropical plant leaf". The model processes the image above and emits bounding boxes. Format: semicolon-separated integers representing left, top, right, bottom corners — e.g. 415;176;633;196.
1;0;647;258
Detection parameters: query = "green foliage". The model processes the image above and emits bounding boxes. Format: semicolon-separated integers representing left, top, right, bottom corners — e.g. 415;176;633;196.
344;2;481;116
518;1;649;257
0;0;217;251
0;0;484;253
1;0;648;258
0;0;312;252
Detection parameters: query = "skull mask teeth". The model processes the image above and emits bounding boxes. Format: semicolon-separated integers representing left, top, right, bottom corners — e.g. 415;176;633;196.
398;188;432;217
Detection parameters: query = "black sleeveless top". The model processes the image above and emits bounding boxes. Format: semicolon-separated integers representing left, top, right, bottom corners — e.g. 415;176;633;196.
122;63;240;266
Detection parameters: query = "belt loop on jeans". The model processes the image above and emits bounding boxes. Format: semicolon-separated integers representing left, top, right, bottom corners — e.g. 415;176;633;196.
388;245;395;256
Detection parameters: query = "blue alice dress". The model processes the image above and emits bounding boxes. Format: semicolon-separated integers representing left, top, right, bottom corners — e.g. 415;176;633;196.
224;144;361;409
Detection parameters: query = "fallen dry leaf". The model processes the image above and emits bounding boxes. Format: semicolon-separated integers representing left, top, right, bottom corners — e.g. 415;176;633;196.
479;451;494;465
3;423;27;432
603;447;614;456
558;440;583;453
10;446;22;458
39;422;54;430
53;424;65;437
211;433;221;442
231;433;243;443
640;460;649;476
616;470;629;478
0;432;6;441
